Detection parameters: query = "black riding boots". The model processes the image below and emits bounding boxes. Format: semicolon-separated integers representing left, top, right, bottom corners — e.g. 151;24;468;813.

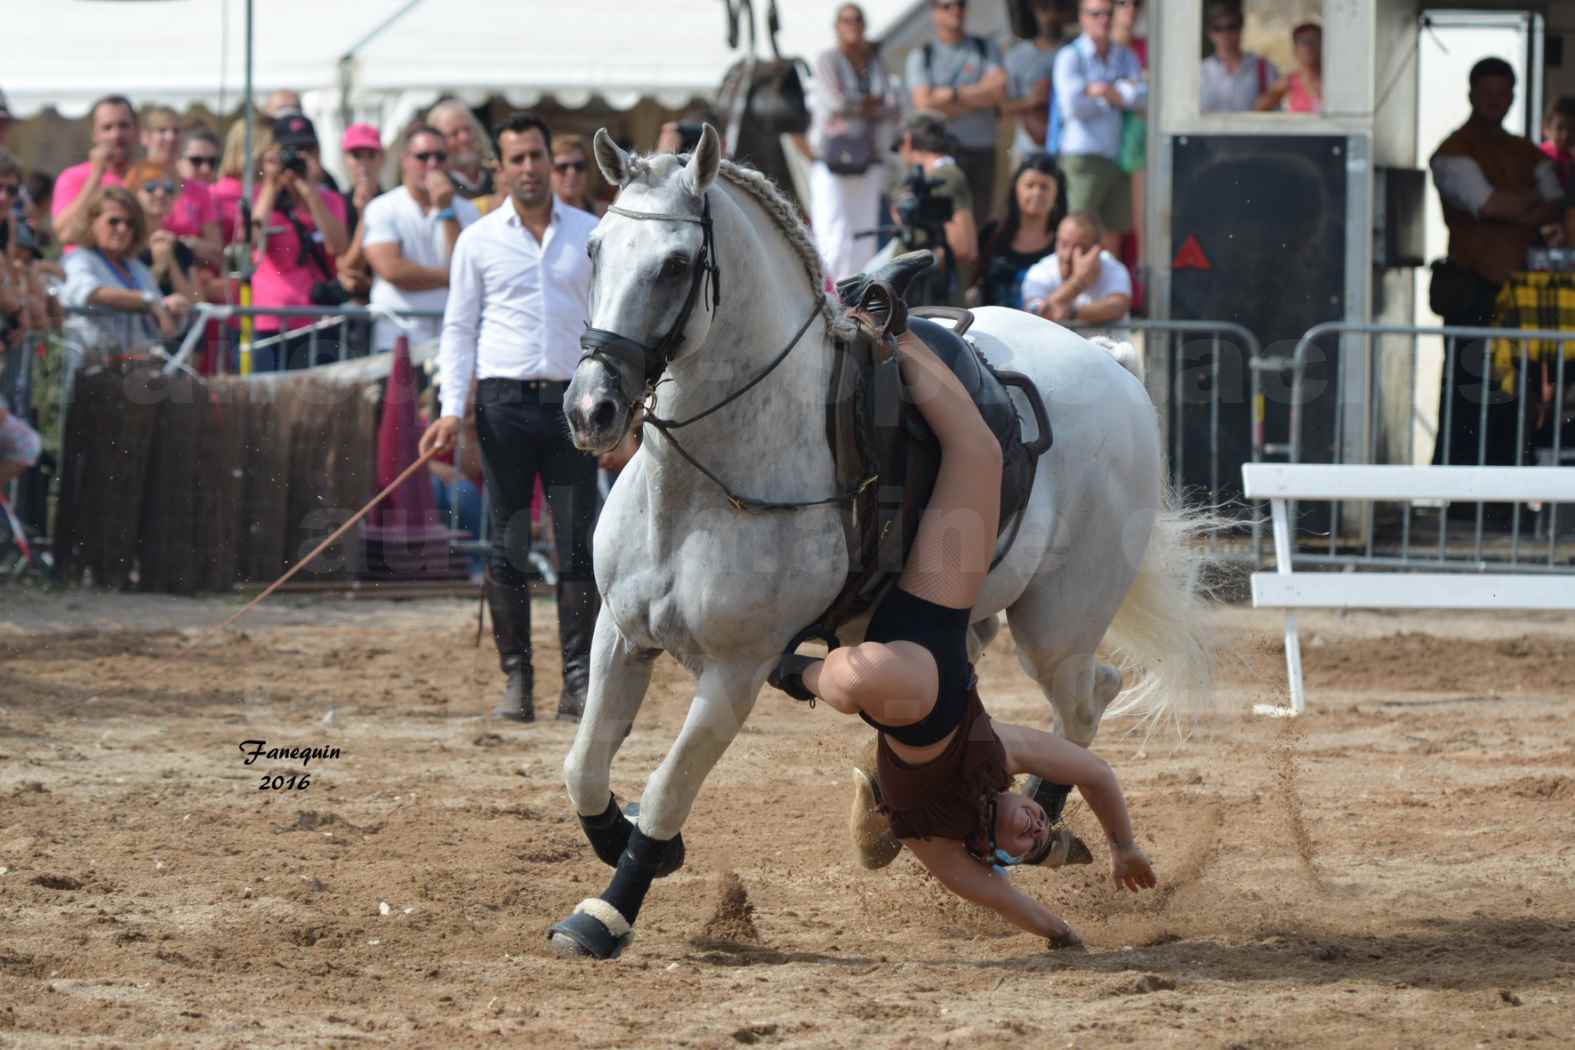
487;571;535;722
555;579;601;723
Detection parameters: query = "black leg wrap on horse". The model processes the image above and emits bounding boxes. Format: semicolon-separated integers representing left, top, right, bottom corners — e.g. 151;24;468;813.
578;797;686;877
602;828;674;925
580;795;634;869
1025;777;1074;825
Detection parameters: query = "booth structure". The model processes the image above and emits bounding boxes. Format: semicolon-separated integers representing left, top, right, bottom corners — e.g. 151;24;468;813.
1147;0;1573;499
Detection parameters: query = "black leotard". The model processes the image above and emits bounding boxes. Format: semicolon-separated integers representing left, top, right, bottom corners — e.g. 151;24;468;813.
859;586;975;747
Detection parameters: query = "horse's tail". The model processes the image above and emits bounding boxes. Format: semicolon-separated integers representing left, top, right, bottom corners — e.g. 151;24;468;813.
1086;335;1146;382
1101;485;1222;734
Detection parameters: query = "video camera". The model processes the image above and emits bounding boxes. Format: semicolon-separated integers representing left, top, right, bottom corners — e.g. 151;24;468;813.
280;144;310;179
893;165;955;250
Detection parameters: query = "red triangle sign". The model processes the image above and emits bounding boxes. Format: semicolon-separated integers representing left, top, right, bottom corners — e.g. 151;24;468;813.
1172;234;1212;271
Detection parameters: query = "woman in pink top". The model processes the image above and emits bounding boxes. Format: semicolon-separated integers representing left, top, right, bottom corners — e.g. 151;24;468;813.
1256;22;1322;115
141;107;222;267
210;119;264;247
248;119;349;370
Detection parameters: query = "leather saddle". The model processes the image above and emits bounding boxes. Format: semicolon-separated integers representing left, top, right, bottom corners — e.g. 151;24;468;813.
797;251;1052;648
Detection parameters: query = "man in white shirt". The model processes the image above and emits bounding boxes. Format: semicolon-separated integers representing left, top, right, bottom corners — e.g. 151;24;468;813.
419;113;600;724
1021;211;1132;327
362;125;481;353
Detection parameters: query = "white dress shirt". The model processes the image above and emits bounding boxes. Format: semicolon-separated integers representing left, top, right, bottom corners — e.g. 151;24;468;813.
438;197;598;419
1052;34;1147;161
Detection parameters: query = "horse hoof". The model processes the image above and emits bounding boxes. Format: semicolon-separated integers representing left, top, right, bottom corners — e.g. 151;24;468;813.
850;768;901;870
1023;776;1073;825
548;900;633;961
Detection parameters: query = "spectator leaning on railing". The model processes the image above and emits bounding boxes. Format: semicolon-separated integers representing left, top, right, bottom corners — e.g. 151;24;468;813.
60;186;190;355
362;124;480;353
52;95;140;248
1020;209;1131;327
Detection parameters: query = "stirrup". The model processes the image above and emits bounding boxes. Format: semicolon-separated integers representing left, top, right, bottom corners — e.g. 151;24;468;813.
768;623;840;705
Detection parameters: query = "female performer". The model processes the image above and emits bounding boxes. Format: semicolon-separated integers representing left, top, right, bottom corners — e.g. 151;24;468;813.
772;315;1155;948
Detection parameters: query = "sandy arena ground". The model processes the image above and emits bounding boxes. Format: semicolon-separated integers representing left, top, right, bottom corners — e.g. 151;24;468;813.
2;590;1573;1048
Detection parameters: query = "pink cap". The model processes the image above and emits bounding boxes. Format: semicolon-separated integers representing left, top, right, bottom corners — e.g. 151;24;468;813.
341;123;383;153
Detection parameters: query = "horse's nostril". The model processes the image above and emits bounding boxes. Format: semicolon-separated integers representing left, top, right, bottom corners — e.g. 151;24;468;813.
590;400;617;431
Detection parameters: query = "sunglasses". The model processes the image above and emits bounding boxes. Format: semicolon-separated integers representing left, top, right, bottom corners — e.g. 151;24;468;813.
140;179;179;196
554;160;587;174
103;216;133;229
412;150;448;163
0;183;19;197
184;154;218;169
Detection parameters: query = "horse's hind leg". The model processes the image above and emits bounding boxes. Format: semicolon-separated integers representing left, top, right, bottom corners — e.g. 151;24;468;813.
564;610;661;869
551;659;761;960
1005;566;1129;824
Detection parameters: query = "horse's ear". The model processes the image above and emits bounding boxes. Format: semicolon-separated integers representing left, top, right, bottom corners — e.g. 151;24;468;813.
593;128;631;186
684;123;721;196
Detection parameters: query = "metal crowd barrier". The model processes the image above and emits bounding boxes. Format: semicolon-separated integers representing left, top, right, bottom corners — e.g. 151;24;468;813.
1276;322;1575;574
163;302;445;375
1070;318;1270;562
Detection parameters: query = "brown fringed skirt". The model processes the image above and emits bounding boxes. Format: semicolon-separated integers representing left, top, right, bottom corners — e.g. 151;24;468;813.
875;687;1010;851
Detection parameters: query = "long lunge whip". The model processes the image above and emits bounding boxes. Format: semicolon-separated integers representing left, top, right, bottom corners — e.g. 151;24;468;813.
220;446;442;629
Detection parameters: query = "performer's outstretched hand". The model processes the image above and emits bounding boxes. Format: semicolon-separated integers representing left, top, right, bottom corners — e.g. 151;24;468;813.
1111;843;1156;892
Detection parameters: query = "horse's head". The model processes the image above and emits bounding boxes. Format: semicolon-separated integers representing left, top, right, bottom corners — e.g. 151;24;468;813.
566;124;723;454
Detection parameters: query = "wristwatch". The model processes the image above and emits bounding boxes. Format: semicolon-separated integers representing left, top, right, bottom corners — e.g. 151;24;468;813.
435;207;458;222
140;290;159;311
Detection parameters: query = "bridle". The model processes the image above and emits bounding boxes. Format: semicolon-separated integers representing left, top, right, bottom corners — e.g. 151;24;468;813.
578;188;872;513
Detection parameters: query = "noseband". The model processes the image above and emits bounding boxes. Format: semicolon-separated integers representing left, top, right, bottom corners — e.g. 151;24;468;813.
578;196;720;390
578;187;862;514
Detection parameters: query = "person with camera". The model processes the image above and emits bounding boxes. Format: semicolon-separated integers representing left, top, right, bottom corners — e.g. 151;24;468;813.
363;125;481;355
419;113;600;725
809;3;898;282
129;164;200;304
891;111;979;307
53;96;140;250
249;116;349;370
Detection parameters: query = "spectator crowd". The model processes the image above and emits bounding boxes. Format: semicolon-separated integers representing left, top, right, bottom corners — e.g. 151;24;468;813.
806;0;1345;321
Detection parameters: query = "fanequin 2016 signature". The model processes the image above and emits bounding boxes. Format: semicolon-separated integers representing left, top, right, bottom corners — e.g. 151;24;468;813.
238;740;341;791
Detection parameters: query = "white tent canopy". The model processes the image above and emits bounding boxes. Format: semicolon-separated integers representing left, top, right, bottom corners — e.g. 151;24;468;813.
1;0;919;119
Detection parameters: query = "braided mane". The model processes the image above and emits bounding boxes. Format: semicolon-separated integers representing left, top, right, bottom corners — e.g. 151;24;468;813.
712;160;836;324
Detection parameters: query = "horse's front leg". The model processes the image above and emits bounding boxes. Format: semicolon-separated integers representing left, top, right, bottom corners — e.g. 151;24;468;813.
550;658;763;959
563;608;663;867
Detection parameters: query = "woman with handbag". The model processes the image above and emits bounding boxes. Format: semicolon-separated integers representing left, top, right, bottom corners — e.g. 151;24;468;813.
809;3;899;282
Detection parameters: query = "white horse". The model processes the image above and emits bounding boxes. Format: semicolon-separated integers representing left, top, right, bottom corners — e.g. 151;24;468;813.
549;126;1212;959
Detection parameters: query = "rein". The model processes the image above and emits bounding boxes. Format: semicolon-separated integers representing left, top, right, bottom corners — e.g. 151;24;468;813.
581;187;873;514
